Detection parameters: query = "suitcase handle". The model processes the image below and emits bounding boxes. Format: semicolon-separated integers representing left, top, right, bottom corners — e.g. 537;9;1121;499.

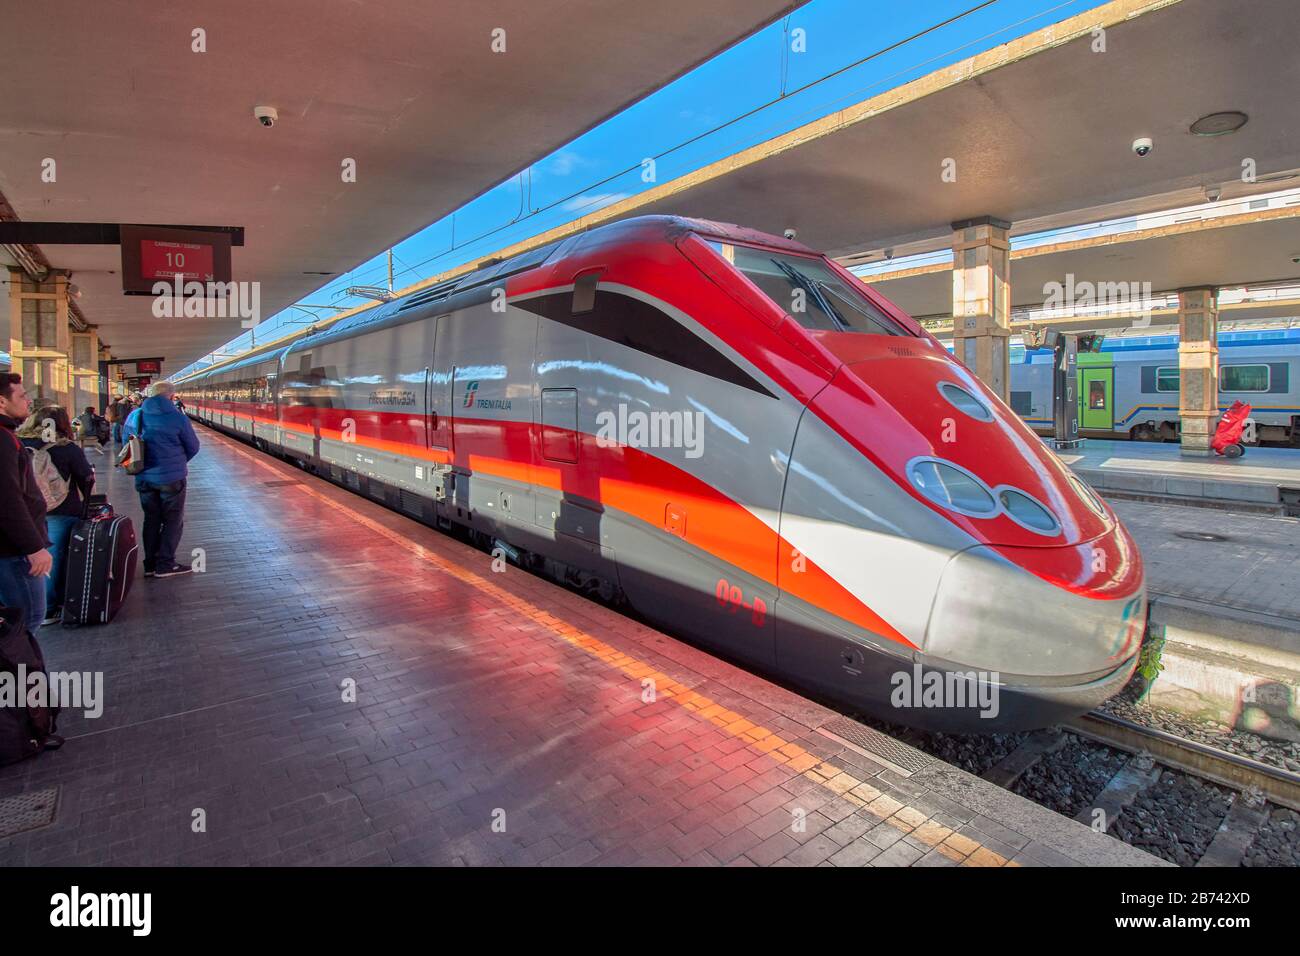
82;493;113;520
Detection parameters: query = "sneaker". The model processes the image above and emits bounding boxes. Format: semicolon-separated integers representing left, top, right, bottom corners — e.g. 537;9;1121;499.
41;609;62;626
143;567;156;578
154;564;193;578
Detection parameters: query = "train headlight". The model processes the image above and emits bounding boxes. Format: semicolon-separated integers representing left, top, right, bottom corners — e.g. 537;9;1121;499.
937;381;992;422
907;457;998;517
993;486;1061;536
1070;474;1108;519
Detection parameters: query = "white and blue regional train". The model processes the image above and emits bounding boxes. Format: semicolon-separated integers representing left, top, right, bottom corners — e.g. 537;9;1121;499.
1008;327;1300;444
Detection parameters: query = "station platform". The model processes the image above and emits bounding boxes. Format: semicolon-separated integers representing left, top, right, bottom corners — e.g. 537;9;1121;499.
0;428;1162;867
1060;440;1300;513
1106;497;1300;734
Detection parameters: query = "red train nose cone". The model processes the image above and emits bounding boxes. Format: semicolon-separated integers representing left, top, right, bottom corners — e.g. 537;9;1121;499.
808;332;1113;549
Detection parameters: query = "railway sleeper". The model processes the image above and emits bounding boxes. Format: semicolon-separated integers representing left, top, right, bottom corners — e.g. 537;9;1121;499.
1076;752;1161;833
1196;789;1270;868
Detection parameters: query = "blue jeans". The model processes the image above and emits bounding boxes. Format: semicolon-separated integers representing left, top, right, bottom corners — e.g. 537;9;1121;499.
0;554;48;631
45;514;79;609
112;422;123;443
136;478;187;571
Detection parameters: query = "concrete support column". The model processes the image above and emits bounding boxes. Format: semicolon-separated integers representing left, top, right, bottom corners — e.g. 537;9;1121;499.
951;216;1012;401
70;328;100;414
98;346;115;410
1177;287;1219;456
7;268;72;408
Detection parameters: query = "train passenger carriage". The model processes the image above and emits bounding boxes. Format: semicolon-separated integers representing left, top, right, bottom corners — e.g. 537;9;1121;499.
176;216;1146;732
1010;328;1300;443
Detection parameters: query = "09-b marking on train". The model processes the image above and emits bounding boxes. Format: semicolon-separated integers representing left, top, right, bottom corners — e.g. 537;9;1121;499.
715;577;767;627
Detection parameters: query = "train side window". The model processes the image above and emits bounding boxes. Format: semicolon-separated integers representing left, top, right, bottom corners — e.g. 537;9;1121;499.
1220;364;1269;393
1009;391;1033;416
1088;380;1106;410
516;288;775;397
1155;367;1180;392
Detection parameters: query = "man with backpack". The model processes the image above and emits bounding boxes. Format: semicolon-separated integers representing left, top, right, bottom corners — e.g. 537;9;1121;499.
123;380;200;578
0;374;51;629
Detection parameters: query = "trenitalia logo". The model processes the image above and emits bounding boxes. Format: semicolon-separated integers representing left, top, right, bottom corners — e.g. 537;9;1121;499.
461;381;511;410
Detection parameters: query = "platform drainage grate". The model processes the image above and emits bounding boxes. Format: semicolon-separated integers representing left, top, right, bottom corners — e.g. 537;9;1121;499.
0;787;59;838
262;479;303;488
819;717;933;775
1175;531;1229;542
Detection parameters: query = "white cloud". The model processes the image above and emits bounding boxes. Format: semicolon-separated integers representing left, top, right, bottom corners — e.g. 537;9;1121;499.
561;192;632;213
548;150;590;176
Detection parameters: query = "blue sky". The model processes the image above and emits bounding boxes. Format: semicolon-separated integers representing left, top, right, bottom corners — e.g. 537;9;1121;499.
177;0;1112;376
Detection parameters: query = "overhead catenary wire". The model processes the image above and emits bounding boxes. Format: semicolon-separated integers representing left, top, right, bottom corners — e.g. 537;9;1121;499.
180;0;1053;377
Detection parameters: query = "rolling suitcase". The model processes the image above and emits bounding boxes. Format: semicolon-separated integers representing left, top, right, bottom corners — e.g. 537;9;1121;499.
62;501;137;627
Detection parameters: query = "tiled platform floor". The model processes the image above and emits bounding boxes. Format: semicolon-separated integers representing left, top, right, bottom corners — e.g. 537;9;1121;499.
1060;439;1300;487
1110;501;1300;625
0;428;1161;866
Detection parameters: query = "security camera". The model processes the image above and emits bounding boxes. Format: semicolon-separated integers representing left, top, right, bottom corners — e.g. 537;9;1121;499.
1291;254;1300;265
253;105;278;128
1204;185;1222;203
783;228;797;240
1132;137;1153;157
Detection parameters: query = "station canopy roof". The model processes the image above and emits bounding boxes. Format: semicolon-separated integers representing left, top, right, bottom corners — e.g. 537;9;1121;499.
0;0;800;372
869;203;1300;322
481;0;1300;325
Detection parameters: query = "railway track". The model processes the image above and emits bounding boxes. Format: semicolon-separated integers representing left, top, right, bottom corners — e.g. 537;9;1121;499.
973;710;1300;865
868;705;1300;866
1063;710;1300;814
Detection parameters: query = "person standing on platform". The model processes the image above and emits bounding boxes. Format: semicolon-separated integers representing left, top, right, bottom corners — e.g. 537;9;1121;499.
123;380;200;578
108;395;127;443
0;374;51;629
76;405;97;438
18;405;95;624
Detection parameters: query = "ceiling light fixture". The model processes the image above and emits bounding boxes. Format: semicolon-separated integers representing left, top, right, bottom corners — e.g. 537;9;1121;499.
1189;111;1248;136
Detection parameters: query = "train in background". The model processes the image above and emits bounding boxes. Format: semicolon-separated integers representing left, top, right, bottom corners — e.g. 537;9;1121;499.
175;215;1145;732
1009;327;1300;444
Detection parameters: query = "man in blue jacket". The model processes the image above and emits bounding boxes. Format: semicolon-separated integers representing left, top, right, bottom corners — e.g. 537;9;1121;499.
123;381;201;578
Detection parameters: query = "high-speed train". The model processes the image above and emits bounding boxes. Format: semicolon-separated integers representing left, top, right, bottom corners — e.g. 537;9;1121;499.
177;216;1145;731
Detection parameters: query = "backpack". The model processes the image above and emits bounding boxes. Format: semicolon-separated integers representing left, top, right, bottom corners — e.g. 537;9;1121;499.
27;442;70;510
0;605;63;766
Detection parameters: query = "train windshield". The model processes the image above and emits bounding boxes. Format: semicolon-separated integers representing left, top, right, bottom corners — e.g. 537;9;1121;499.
713;242;906;335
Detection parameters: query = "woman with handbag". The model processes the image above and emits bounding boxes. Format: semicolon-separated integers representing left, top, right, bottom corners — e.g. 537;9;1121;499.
17;405;95;624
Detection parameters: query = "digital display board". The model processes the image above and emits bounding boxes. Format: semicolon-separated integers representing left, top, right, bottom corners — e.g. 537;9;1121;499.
120;225;232;295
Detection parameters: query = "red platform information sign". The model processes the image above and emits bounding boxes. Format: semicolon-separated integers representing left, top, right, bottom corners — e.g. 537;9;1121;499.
139;239;215;282
120;225;232;295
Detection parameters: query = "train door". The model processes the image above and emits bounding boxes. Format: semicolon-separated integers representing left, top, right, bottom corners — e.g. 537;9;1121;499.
1079;367;1113;431
427;315;453;452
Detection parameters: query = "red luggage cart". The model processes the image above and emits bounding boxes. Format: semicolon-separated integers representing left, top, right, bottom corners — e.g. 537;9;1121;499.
1211;401;1252;458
